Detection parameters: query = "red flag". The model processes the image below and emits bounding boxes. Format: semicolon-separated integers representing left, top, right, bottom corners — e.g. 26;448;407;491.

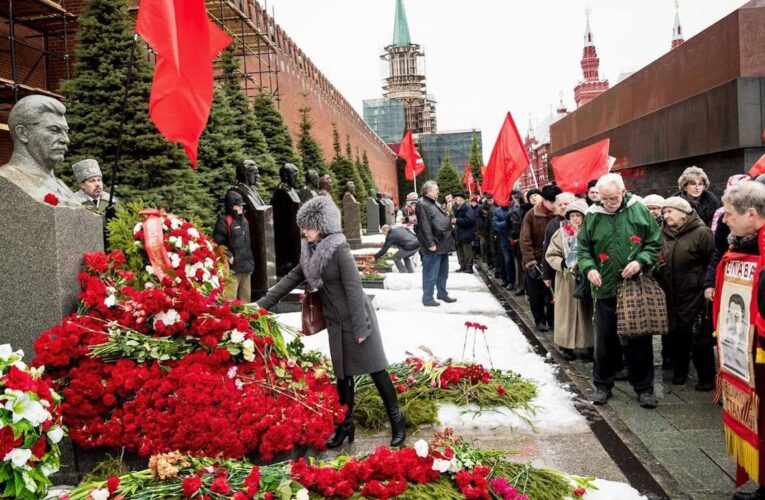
482;112;529;206
749;153;765;178
135;0;231;168
399;130;425;181
551;139;611;193
462;161;476;194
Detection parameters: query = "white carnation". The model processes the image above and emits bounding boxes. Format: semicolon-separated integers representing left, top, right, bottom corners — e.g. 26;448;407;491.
168;253;181;269
145;265;155;275
132;222;143;235
229;330;246;344
47;427;64;444
89;488;110;500
296;489;310;500
431;458;451;473
188;228;200;239
4;448;32;468
104;295;117;308
188;241;200;253
414;439;429;458
153;309;181;328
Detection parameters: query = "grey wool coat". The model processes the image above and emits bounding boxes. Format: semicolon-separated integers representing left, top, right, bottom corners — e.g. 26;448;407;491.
258;241;388;380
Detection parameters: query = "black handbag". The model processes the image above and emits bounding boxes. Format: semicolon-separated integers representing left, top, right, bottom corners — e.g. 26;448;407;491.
573;272;591;301
692;302;715;348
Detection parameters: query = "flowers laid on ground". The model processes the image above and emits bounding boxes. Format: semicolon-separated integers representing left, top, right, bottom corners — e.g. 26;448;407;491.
355;254;393;273
43;193;59;206
0;344;65;500
63;429;594;500
32;207;343;461
462;321;493;367
361;268;385;281
353;350;538;432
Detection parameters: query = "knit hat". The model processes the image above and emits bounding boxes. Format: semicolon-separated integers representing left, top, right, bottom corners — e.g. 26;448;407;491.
565;199;588;218
541;185;562;202
642;194;665;208
525;188;541;201
72;159;102;183
296;195;342;235
662;196;692;214
452;192;467;200
727;174;749;187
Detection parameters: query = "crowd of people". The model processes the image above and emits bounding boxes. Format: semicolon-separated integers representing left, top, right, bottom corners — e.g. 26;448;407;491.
402;166;765;417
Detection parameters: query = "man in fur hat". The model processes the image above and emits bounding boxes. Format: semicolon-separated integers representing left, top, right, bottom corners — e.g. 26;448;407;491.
72;158;114;212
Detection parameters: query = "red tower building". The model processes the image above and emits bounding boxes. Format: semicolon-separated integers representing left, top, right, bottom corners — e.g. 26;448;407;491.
573;11;609;108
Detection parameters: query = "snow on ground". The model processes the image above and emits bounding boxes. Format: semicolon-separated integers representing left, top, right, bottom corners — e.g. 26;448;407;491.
369;288;506;317
585;479;648;500
361;233;387;245
384;269;488;292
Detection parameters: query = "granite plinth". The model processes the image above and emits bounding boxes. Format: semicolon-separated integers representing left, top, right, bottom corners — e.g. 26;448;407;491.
0;177;103;359
383;198;396;225
249;206;277;300
271;187;302;278
366;198;380;234
378;201;386;228
342;193;362;249
361;279;386;289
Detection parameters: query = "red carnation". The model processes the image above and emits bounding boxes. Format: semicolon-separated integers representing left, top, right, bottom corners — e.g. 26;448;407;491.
182;476;203;497
210;475;232;495
30;438;47;459
232;493;249;500
496;384;506;396
244;466;260;495
106;476;120;493
573;487;587;497
43;193;59;206
629;234;642;244
598;253;610;262
395;384;407;394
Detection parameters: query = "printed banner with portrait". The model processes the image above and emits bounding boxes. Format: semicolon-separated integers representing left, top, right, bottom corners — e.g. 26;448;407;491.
713;252;762;484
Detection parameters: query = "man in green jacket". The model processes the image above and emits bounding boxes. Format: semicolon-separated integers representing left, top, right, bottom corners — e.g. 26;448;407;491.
577;173;662;408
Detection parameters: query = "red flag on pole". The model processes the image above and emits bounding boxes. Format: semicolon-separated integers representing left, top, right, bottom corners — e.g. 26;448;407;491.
748;153;765;178
135;0;231;168
463;161;476;194
551;139;611;193
399;129;425;181
481;112;529;206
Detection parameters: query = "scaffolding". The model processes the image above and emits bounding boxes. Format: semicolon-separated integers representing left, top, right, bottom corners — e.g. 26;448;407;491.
0;0;75;122
363;98;405;144
380;42;436;135
203;0;280;102
418;130;481;179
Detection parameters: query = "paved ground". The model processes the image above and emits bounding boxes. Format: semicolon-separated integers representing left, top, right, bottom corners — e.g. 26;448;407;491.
477;262;755;500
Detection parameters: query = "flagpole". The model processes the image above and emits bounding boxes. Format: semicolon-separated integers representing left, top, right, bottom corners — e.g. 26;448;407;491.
528;163;539;189
108;33;139;210
413;171;417;194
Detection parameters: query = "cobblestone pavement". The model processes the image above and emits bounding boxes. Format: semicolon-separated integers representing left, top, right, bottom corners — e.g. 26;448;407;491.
477;262;756;500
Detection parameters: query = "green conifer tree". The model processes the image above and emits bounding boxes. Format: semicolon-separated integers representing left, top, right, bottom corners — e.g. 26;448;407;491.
435;152;463;203
59;0;213;226
297;105;328;178
360;151;378;193
253;91;302;179
330;125;365;213
219;47;278;199
468;132;483;185
196;88;246;222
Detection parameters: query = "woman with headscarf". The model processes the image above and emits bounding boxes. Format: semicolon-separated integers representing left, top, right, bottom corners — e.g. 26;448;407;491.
257;197;407;447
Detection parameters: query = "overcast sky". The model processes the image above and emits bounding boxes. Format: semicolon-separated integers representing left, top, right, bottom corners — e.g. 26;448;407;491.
266;0;746;162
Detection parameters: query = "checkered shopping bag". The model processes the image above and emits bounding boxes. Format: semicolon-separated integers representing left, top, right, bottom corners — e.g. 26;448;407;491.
616;275;668;337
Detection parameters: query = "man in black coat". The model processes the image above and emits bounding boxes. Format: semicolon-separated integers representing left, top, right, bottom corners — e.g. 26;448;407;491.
213;191;255;302
452;193;476;273
373;224;421;273
414;180;457;306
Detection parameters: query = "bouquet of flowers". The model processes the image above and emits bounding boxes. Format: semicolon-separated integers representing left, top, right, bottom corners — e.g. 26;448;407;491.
0;344;65;499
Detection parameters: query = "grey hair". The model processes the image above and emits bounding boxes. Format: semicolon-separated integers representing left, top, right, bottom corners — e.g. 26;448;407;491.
421;180;438;196
596;173;625;191
8;95;66;142
406;192;418;200
678;166;710;190
555;192;576;204
722;181;765;216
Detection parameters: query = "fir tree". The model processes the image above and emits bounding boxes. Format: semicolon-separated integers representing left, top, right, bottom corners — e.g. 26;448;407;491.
219;47;278;199
330;125;365;214
297;105;328;178
435;152;463;203
468;132;484;185
59;0;213;226
253;91;302;179
196;88;246;223
360;151;378;193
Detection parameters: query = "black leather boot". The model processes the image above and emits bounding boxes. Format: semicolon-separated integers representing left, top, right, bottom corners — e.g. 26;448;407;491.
371;370;408;447
327;377;355;448
733;487;765;499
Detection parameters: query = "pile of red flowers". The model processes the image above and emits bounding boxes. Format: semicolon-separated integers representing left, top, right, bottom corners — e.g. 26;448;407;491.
404;356;493;389
33;223;343;460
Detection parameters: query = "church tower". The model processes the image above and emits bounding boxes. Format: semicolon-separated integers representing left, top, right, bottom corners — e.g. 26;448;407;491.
381;0;437;134
573;10;609;108
671;1;685;49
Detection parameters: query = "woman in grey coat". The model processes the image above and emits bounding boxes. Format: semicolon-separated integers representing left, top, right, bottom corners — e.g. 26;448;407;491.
257;196;407;447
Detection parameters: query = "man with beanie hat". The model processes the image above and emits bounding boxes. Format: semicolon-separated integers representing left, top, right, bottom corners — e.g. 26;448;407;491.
213;190;255;302
520;184;560;331
72;158;114;211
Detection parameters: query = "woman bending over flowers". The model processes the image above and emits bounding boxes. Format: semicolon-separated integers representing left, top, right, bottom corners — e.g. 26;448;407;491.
257;196;407;447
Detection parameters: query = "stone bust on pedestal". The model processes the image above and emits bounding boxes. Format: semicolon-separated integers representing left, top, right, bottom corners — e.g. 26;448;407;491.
344;181;357;203
319;174;334;197
0;95;80;205
299;169;320;204
342;181;362;248
271;163;302;277
235;159;266;208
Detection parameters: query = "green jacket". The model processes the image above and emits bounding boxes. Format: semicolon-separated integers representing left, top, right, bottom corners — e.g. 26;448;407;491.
577;193;662;299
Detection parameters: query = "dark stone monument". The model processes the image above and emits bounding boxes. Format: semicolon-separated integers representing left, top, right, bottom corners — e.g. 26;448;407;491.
230;160;276;300
366;189;380;234
0;95;104;485
376;192;386;228
299;169;320;204
318;174;334;198
271;163;302;277
342;181;362;249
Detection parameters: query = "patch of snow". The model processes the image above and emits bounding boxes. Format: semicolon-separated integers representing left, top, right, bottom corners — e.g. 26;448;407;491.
384;269;488;292
369;289;506;317
584;479;647;500
361;233;387;245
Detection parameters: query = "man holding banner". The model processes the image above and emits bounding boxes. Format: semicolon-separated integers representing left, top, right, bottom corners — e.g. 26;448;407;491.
714;181;765;500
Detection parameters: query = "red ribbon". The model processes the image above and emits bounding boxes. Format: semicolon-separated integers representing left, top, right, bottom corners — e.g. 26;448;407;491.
139;209;173;282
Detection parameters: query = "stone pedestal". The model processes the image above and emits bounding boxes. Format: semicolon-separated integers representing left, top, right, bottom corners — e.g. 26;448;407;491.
378;199;386;228
248;206;277;300
271;187;302;278
383;198;396;225
0;177;104;359
343;193;362;249
366;198;380;233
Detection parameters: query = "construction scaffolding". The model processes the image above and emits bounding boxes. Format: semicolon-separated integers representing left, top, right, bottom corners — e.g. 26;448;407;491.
0;0;75;123
203;0;280;102
363;98;406;144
